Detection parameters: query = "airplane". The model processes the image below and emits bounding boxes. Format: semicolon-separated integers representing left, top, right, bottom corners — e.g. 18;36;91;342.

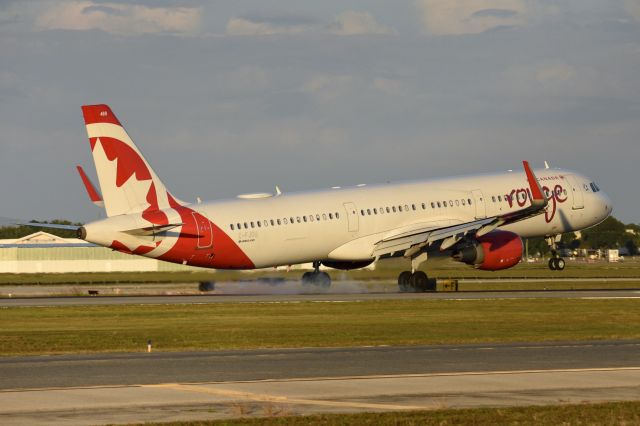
18;104;613;292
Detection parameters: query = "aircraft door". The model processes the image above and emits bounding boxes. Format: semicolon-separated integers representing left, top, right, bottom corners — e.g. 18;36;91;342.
471;190;486;219
343;202;359;232
192;211;213;249
565;175;585;210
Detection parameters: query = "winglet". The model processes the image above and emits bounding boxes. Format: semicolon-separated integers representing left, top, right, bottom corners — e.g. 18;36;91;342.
76;165;104;208
522;161;546;205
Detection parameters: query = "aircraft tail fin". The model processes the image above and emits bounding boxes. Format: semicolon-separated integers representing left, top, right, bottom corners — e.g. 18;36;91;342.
81;104;181;217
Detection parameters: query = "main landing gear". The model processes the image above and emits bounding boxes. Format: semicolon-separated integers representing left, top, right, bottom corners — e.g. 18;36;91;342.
301;261;331;288
546;235;566;271
398;252;435;292
398;270;434;292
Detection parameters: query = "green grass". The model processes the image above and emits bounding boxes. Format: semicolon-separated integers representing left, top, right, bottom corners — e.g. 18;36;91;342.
139;401;640;426
2;298;640;356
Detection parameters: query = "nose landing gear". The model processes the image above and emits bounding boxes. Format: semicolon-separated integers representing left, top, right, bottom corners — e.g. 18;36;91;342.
546;235;566;271
301;261;331;288
548;257;566;271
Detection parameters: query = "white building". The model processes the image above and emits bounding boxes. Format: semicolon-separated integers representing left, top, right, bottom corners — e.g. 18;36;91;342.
0;232;202;273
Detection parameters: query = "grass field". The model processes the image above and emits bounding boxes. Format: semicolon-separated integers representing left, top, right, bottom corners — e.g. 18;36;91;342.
140;401;640;426
2;298;639;356
1;257;640;286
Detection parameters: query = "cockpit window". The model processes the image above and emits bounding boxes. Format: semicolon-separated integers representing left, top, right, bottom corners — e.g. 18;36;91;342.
590;182;600;193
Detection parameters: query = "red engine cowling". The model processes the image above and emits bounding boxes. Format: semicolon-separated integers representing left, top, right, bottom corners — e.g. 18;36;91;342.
452;230;523;271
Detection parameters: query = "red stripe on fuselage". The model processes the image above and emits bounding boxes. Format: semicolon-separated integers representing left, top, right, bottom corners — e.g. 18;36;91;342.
158;195;255;269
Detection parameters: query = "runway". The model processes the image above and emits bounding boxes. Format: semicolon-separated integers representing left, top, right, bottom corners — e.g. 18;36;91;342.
1;341;639;424
2;288;640;307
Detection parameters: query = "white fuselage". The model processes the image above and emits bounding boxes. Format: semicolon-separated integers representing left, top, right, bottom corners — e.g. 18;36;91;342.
162;167;609;269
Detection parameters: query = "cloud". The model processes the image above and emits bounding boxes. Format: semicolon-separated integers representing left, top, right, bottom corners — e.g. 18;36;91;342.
225;12;315;36
35;1;201;35
328;11;394;35
415;0;527;35
226;10;394;36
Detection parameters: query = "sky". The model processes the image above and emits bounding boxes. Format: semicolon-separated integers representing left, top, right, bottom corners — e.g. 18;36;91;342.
1;0;639;224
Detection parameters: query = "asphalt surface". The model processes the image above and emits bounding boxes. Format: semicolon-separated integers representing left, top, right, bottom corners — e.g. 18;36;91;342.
2;340;640;390
2;289;640;307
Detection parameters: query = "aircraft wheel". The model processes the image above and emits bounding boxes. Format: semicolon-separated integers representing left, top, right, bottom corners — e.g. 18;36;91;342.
398;271;413;292
410;271;429;292
548;258;557;271
318;272;331;288
555;258;566;271
301;271;313;286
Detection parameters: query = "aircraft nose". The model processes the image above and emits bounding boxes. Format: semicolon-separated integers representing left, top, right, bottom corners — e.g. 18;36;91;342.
599;191;613;218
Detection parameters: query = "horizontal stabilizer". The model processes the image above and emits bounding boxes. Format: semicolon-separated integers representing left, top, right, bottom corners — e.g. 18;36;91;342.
122;223;183;237
10;221;81;231
76;165;104;208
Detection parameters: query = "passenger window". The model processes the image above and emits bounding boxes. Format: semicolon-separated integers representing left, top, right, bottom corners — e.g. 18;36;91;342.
367;209;371;215
392;206;397;212
277;219;281;225
290;217;294;224
230;224;234;230
237;223;241;229
421;203;426;210
411;204;416;211
361;209;365;216
257;221;261;228
310;215;314;222
373;208;378;214
244;222;248;229
329;213;334;219
442;202;447;208
250;222;255;228
323;214;327;220
386;207;391;213
449;200;453;206
335;212;340;219
492;196;496;202
468;199;472;205
437;202;441;208
271;219;275;226
455;200;459;206
380;207;384;214
316;214;320;221
296;217;301;223
404;204;409;211
461;199;465;206
283;218;288;225
431;202;435;208
303;216;307;223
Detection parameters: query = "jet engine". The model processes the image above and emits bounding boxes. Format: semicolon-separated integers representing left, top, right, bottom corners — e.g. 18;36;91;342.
322;259;375;270
452;230;523;271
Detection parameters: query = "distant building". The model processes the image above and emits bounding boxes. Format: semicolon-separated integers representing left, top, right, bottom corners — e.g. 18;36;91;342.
0;232;203;274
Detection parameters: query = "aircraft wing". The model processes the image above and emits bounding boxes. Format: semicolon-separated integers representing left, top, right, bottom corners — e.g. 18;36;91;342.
372;161;548;258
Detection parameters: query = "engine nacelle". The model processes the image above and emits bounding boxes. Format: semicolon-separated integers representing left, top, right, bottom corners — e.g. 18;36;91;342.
452;230;523;271
322;259;374;270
